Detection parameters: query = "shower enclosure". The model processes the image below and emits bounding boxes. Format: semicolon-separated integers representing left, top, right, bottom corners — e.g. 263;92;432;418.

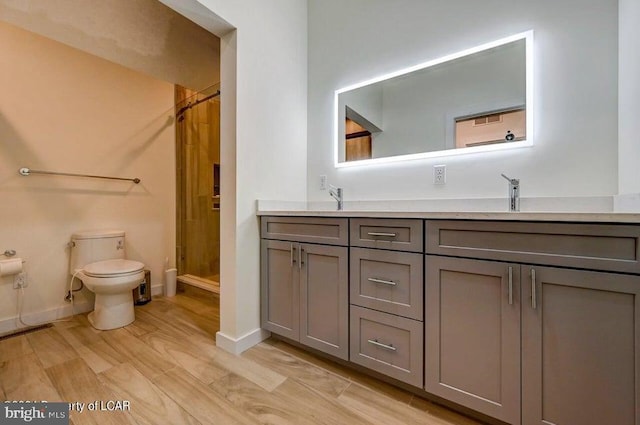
175;85;221;293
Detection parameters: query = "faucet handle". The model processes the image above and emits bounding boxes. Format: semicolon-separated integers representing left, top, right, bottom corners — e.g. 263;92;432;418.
501;173;519;185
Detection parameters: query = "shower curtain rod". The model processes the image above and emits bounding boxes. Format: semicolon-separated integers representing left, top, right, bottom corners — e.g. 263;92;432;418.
176;90;220;121
19;167;141;184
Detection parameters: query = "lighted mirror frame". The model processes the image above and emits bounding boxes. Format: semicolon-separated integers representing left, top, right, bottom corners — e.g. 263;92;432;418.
333;31;534;168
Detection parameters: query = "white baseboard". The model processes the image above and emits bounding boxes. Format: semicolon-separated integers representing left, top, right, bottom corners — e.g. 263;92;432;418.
0;300;93;337
151;284;164;296
216;328;270;355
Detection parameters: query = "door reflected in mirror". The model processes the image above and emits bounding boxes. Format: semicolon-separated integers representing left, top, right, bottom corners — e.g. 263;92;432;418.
335;31;533;167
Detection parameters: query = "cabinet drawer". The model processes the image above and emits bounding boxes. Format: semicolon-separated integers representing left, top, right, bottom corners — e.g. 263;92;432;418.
350;248;423;320
351;218;423;252
261;216;348;246
426;220;640;273
350;305;423;387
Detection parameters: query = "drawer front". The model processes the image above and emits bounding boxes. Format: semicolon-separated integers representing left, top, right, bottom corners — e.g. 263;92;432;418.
351;218;423;252
426;220;640;274
350;305;423;387
350;248;423;320
261;216;348;246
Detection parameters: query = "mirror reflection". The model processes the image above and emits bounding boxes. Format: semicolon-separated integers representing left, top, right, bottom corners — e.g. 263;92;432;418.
336;33;531;165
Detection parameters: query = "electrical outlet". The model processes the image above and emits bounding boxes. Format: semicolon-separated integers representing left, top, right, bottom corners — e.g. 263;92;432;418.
320;175;328;190
13;272;27;289
433;165;446;185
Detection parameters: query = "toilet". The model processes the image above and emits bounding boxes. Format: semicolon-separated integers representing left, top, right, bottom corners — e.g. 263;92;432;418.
70;230;145;330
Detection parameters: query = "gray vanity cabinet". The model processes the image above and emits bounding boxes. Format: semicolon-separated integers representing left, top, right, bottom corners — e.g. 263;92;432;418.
521;266;640;425
426;220;640;425
261;217;349;360
425;255;522;425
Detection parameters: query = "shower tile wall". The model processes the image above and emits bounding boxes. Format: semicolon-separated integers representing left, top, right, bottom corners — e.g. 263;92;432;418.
176;86;221;281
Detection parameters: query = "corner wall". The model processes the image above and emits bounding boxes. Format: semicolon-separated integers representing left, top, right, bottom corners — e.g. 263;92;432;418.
618;0;640;195
180;0;308;352
308;0;619;201
0;22;175;330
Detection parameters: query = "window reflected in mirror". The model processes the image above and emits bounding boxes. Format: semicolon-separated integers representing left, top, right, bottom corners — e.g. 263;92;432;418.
455;107;525;148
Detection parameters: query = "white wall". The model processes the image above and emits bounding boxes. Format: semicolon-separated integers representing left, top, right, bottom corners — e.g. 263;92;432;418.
308;0;619;200
166;0;308;351
0;22;175;329
618;0;640;195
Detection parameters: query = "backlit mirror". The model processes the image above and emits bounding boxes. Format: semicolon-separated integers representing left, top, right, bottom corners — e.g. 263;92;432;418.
334;31;533;167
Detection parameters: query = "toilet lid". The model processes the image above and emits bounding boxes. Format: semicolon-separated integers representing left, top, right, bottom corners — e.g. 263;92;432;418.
83;259;144;277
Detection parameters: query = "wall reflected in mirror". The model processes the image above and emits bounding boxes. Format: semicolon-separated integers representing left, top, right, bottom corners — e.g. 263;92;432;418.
335;32;532;166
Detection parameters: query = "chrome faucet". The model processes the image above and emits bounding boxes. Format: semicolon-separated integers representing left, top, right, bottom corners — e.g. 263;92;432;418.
501;174;520;212
329;185;343;210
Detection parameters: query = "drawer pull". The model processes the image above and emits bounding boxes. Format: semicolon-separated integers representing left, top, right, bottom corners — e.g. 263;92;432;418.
367;232;397;238
367;277;397;286
367;339;397;351
531;268;537;310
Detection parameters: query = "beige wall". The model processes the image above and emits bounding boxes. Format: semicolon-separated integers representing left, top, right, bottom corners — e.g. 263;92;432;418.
0;21;175;329
0;0;220;91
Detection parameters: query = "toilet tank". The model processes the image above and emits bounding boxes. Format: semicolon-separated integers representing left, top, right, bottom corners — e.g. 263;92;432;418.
70;230;126;273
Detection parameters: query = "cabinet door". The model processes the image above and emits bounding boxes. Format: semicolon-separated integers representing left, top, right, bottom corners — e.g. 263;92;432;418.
299;243;349;360
522;266;640;425
261;239;299;340
425;256;521;425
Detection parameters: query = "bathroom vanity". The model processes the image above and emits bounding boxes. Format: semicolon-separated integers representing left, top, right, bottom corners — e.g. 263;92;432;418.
259;210;640;425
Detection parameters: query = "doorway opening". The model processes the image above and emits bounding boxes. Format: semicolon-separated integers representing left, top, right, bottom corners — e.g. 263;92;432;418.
175;84;221;295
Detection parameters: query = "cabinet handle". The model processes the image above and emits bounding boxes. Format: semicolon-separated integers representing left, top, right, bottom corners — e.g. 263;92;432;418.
367;232;398;238
531;268;537;310
367;277;397;286
508;266;513;305
367;232;397;238
299;246;304;270
367;339;397;351
290;244;295;267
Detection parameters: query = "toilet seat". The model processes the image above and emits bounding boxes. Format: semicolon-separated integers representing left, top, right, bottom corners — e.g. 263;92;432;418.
83;259;144;278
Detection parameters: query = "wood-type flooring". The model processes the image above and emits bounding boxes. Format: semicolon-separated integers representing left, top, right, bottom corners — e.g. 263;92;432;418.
0;287;483;425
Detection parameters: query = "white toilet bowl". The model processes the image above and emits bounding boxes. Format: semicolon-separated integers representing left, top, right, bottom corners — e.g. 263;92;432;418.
77;259;145;330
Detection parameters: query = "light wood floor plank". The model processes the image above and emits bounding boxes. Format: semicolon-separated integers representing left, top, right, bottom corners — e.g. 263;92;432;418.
211;373;372;425
73;340;127;375
123;312;159;337
139;330;228;385
26;328;78;369
55;321;103;346
99;363;201;425
164;289;220;316
153;367;255;425
0;352;62;402
338;381;483;425
46;357;136;425
0;289;487;425
142;298;218;338
188;340;286;392
271;339;414;404
243;341;350;398
0;334;33;362
409;395;484;425
100;328;175;381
